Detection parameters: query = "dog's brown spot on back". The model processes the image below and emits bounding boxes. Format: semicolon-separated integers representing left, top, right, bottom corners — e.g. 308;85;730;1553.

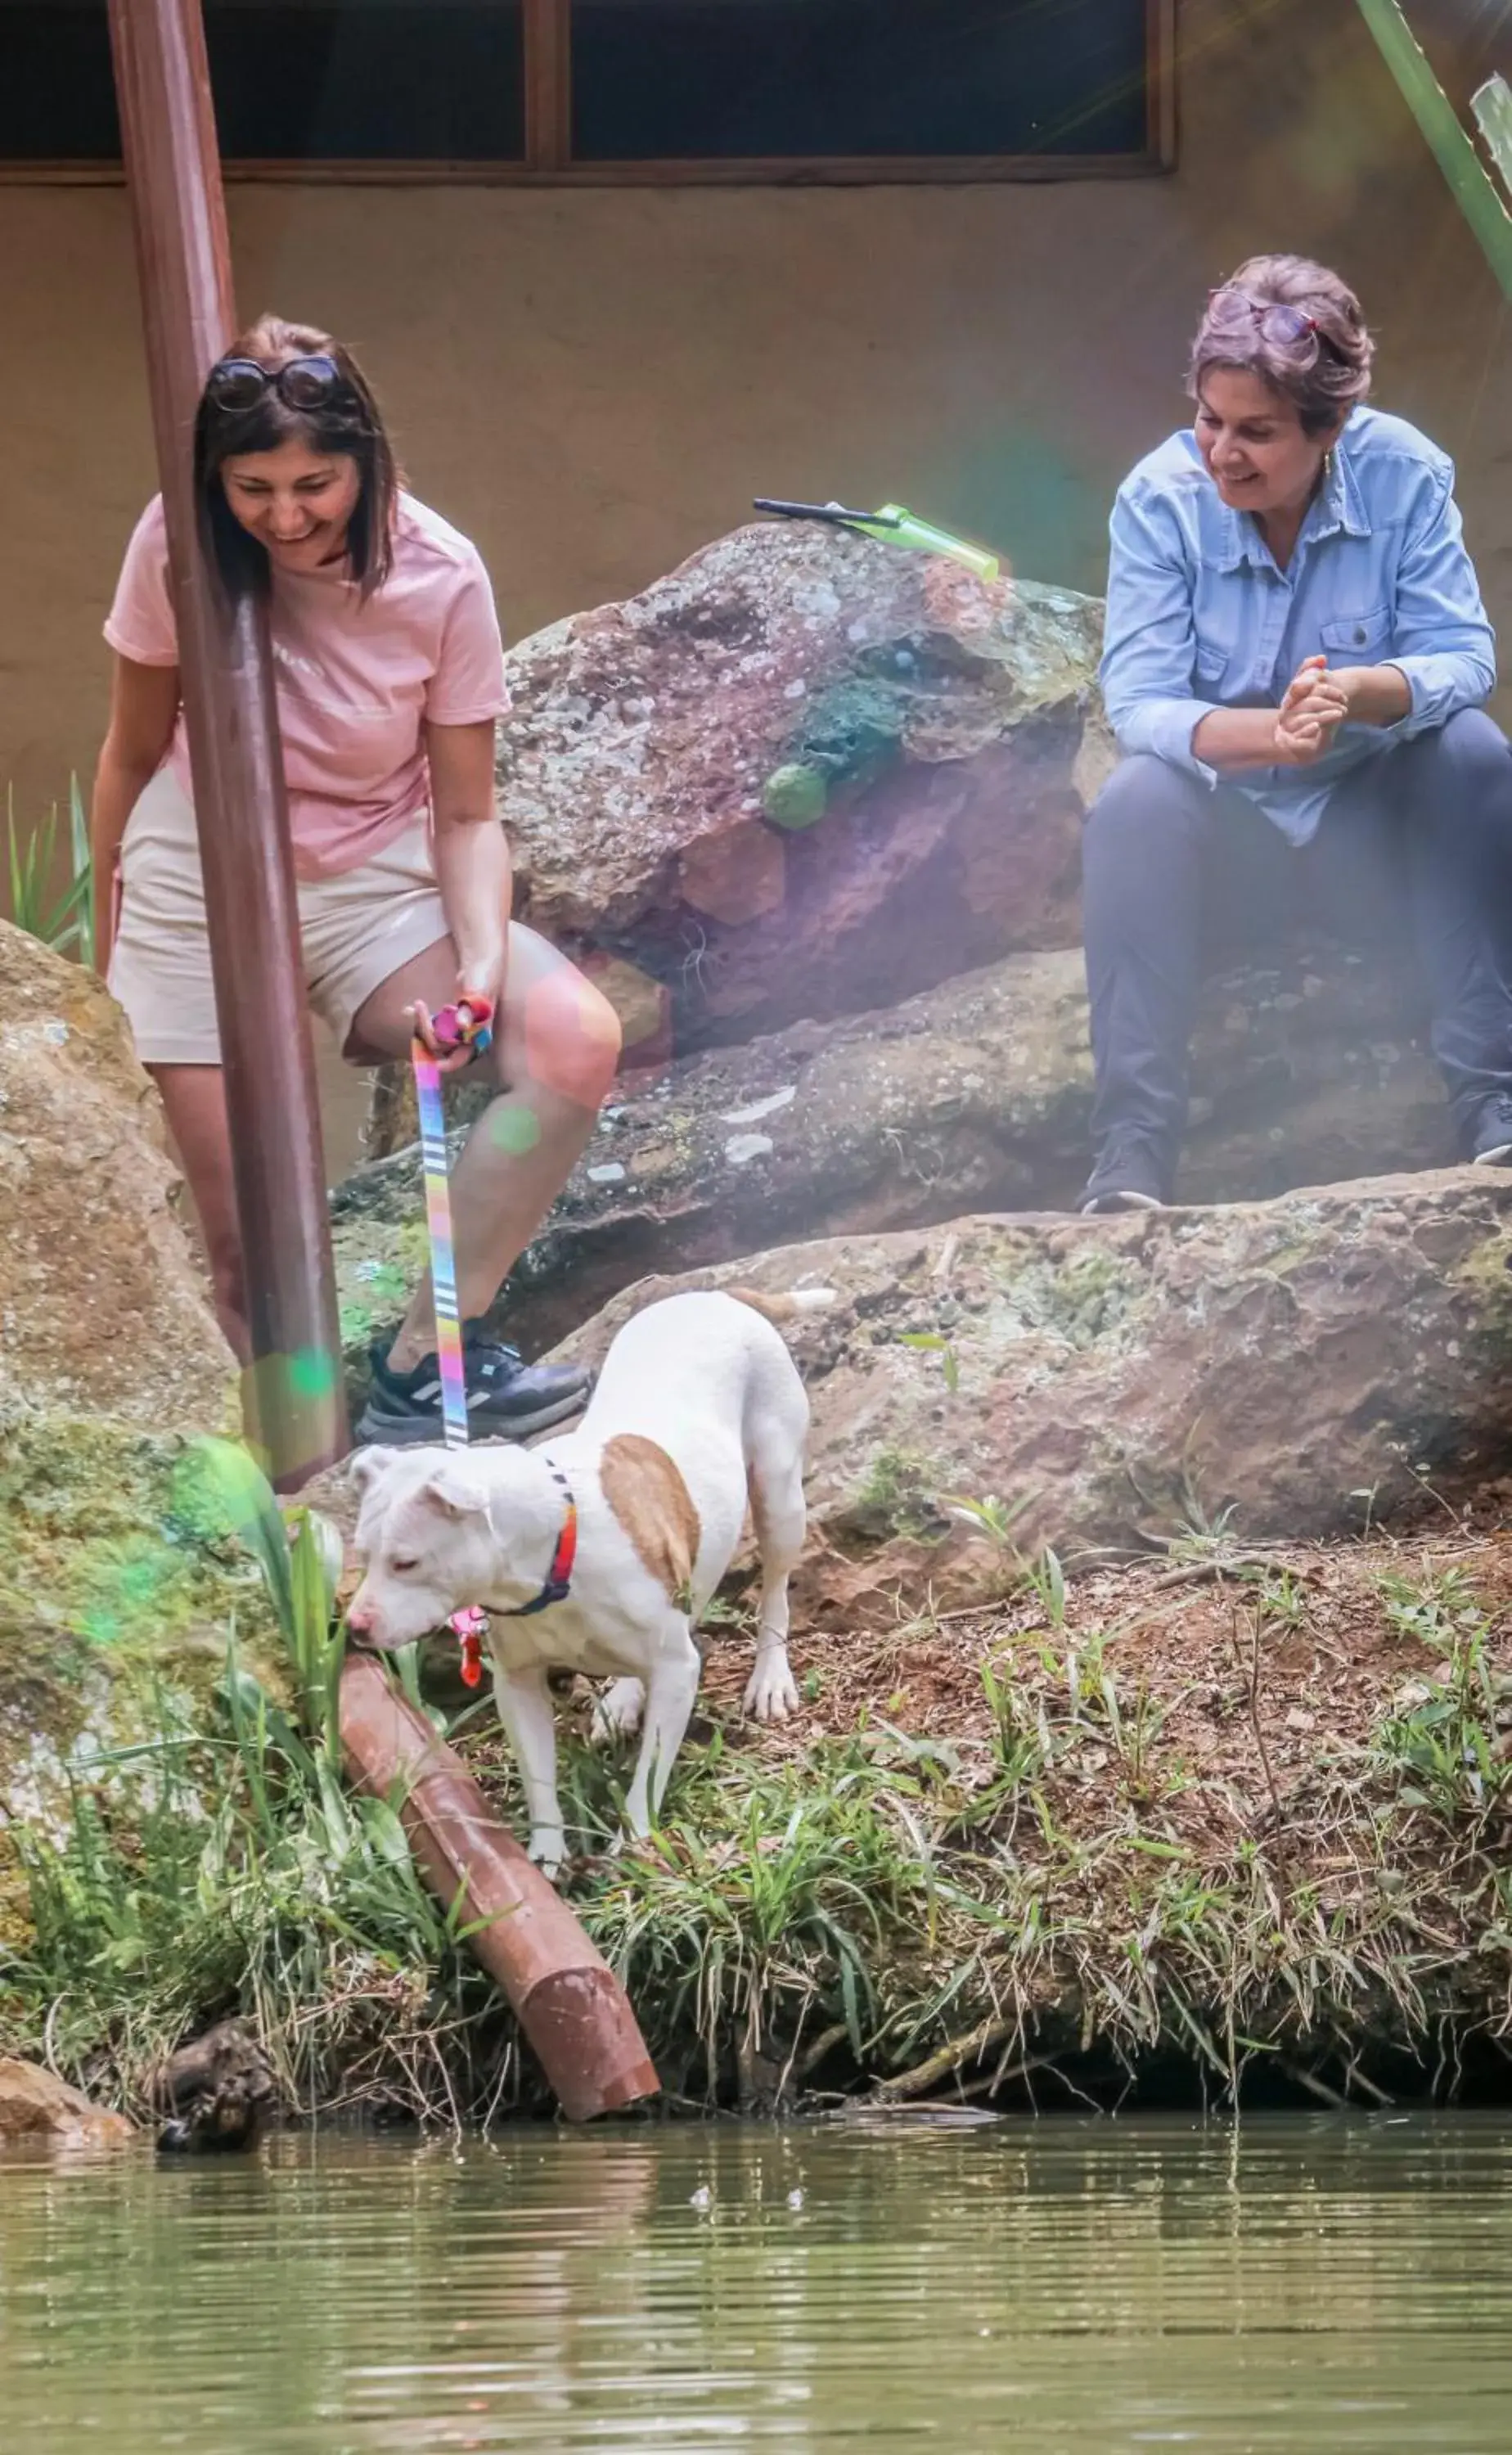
724;1286;797;1327
599;1435;702;1605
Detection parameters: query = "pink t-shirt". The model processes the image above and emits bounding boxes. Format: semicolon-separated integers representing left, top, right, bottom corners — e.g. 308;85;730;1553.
105;491;509;879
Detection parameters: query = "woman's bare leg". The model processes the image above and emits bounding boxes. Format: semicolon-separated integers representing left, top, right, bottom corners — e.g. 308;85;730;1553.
146;1064;250;1360
349;921;622;1371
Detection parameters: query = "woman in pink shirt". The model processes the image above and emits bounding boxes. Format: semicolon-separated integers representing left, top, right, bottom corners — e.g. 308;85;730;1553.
93;315;619;1444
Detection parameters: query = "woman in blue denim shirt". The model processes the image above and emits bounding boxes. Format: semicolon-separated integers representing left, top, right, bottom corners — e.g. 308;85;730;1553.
1082;252;1512;1213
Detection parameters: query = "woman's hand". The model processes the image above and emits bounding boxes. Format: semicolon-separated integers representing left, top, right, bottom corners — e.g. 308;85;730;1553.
405;955;505;1077
419;718;511;1070
1272;655;1348;766
1318;664;1412;729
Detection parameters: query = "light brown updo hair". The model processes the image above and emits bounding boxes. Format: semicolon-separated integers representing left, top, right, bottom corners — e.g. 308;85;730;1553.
1187;255;1375;437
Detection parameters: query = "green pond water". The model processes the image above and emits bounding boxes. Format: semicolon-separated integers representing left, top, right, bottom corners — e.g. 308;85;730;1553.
2;2113;1510;2452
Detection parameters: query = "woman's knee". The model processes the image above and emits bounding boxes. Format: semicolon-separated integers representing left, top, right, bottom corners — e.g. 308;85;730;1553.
507;960;623;1109
1436;709;1512;801
1408;711;1512;852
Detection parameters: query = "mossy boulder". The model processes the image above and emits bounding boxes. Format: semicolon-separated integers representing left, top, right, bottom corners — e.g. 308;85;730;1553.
546;1172;1512;1618
0;1429;278;1946
332;943;1444;1366
0;924;272;1921
0;920;236;1432
494;521;1106;1049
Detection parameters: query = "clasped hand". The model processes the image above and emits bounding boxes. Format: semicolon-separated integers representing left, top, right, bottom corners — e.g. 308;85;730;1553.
1272;654;1352;766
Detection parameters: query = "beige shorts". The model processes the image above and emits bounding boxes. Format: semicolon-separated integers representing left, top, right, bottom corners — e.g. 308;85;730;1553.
108;765;452;1066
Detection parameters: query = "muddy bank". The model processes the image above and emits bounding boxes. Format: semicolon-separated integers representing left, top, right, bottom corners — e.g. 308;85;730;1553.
6;1520;1510;2123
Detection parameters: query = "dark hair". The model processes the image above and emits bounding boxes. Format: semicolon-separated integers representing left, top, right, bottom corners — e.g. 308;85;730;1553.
193;313;398;601
1187;255;1375;438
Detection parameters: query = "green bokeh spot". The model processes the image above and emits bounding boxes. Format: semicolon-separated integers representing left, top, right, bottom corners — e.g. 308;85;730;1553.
491;1103;542;1155
943;427;1103;595
289;1347;339;1399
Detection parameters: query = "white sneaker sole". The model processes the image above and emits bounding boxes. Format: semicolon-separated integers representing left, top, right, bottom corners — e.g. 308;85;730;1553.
353;1383;589;1447
1080;1189;1165;1217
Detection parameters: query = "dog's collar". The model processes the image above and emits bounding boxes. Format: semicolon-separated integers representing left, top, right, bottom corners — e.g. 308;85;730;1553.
494;1462;578;1619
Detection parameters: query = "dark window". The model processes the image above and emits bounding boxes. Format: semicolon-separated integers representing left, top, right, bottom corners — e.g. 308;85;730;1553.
0;1;525;163
0;0;1161;174
570;0;1150;161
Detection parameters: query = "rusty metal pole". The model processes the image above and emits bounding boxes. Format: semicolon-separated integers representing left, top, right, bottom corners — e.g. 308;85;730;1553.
106;0;348;1489
340;1655;661;2121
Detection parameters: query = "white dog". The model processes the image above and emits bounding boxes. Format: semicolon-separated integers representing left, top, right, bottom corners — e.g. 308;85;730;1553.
345;1287;832;1872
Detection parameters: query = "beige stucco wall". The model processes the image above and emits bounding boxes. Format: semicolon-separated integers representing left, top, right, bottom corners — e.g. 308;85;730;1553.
3;0;1509;825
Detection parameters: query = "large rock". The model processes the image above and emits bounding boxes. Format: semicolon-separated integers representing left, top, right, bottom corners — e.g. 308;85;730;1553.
548;1173;1512;1619
332;945;1446;1360
0;924;268;1867
0;919;234;1434
0;2058;133;2148
497;522;1107;1050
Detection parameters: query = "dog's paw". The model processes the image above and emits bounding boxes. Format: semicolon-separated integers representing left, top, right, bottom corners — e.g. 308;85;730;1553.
527;1827;568;1881
743;1654;799;1723
591;1678;646;1745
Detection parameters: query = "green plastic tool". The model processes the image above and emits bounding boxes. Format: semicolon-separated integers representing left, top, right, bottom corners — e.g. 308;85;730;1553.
754;498;1001;583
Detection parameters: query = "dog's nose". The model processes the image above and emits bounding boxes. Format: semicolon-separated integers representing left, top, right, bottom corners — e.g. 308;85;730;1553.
345;1600;374;1634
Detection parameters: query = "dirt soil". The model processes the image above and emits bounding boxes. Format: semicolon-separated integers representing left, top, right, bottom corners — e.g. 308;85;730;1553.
691;1515;1512;1854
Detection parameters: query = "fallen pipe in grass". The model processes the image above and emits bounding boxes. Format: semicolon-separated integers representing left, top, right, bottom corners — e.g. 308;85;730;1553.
339;1653;660;2123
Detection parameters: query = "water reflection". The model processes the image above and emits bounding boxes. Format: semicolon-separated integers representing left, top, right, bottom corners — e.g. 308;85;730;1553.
3;2116;1511;2451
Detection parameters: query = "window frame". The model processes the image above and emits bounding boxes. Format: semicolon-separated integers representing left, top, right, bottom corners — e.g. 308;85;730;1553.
0;0;1176;184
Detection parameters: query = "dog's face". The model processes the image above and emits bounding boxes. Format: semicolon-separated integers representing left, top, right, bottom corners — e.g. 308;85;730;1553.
344;1448;498;1650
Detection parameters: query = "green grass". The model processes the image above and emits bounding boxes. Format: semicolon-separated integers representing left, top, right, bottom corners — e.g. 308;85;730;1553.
452;1552;1512;2110
0;1443;503;2123
1369;1568;1512;1823
3;1516;1510;2125
3;1667;502;2119
7;777;93;960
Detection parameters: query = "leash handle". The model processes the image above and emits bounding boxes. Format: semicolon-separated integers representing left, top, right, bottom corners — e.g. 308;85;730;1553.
412;1036;470;1451
430;993;494;1062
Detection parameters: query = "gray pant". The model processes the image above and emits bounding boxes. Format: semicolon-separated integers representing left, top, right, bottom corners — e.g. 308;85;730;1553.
1081;709;1512;1195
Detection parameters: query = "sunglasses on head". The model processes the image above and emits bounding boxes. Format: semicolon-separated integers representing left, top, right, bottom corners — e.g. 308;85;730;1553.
204;354;347;413
1205;288;1325;358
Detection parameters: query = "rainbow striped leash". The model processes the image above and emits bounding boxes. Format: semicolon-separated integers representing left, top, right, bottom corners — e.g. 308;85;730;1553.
412;994;495;1690
412;993;494;1448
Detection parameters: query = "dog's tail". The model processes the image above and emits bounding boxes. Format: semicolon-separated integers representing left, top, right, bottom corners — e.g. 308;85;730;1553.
724;1285;839;1328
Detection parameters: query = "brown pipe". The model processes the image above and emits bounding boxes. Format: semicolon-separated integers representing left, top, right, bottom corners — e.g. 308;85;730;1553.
339;1655;660;2123
106;0;348;1489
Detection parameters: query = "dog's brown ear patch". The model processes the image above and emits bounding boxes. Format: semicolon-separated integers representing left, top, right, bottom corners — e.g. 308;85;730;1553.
599;1435;701;1606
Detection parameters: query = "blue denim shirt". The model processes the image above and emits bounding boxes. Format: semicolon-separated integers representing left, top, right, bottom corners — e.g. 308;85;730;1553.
1097;407;1496;844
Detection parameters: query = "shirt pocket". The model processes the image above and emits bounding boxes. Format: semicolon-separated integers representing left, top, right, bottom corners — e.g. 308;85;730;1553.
1320;606;1393;660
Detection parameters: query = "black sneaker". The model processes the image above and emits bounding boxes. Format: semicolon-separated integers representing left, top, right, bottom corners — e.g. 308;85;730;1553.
355;1322;592;1447
1078;1141;1168;1217
1471;1096;1512;1168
